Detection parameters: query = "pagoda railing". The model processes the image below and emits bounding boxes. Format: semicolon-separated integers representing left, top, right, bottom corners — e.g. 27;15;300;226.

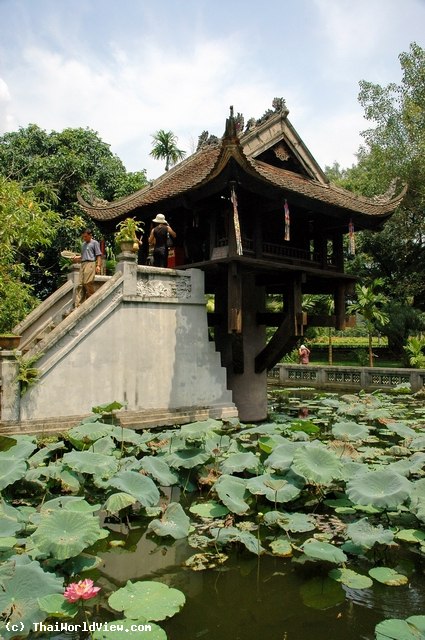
215;236;335;267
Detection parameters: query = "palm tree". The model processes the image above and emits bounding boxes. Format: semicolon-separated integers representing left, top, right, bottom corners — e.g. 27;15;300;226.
149;130;186;171
348;278;389;367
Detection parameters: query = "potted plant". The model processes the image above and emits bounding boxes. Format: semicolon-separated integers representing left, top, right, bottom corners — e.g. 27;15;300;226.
0;333;21;349
115;218;144;253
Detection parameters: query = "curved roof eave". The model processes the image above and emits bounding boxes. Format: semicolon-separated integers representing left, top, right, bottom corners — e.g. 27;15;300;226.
78;134;407;224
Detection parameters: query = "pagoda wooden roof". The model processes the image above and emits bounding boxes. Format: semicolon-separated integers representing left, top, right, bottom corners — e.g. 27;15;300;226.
78;110;406;230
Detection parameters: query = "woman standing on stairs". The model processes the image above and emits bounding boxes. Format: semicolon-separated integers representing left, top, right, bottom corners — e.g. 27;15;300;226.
73;229;102;307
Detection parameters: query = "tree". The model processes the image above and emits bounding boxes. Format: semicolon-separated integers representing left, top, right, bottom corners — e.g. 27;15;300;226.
149;130;186;171
0;176;65;332
348;279;389;367
0;125;145;297
334;43;425;309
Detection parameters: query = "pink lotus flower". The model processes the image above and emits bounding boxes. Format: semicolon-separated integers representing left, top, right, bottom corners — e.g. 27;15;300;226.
64;579;101;603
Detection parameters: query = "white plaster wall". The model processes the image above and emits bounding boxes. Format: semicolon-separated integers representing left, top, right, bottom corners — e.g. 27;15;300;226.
19;268;233;420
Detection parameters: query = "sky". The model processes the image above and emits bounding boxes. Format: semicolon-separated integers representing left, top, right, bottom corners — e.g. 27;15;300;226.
0;0;424;180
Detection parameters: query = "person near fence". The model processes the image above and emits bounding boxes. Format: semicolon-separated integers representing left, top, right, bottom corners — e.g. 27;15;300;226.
298;344;311;365
148;214;176;268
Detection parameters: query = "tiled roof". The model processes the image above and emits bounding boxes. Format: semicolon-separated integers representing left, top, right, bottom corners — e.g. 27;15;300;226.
78;134;405;223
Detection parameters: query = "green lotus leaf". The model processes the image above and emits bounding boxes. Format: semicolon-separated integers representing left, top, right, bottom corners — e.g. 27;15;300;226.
246;473;302;504
40;496;100;513
0;435;17;452
214;475;250;514
165;446;211;469
204;434;232;455
38;593;78;618
346;469;411;509
65;553;104;575
331;421;370;441
29;509;107;559
28;441;66;467
264;443;300;472
329;568;373;589
0;456;27;490
0;500;25;536
409;435;425;451
369;566;409;586
211;526;264;555
180;419;222;441
108;471;160;506
139;457;179;486
220;452;259;474
2;437;37;460
386;422;418;439
62;450;119;477
292;444;342;484
108;580;185;621
0;537;17;549
104;492;137;514
269;538;293;557
93;619;167;640
394;529;425;544
289;419;320;435
300;576;345;610
148;503;190;539
346;518;394;549
0;555;63;638
185;552;228;571
58;467;81;493
302;540;347;564
189;501;229;518
375;616;425;640
91;435;117;455
109;425;153;447
92;400;124;413
67;422;115;446
263;510;315;533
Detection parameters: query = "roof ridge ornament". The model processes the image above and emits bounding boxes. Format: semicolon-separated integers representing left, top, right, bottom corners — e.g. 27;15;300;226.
224;105;238;141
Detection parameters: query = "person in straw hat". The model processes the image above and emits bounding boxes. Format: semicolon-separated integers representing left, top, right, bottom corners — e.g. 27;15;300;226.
298;344;311;365
148;214;176;268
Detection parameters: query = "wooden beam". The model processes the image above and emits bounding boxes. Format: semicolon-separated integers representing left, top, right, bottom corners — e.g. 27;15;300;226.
228;262;242;333
255;313;296;373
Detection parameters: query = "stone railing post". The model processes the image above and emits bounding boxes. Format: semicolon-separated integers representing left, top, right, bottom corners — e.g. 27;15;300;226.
0;350;21;423
116;250;138;296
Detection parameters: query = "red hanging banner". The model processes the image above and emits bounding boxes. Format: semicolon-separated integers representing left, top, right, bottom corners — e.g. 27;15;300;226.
348;219;355;255
284;199;290;241
231;185;243;255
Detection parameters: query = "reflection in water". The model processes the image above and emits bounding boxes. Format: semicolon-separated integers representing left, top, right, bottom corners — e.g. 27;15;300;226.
99;526;425;640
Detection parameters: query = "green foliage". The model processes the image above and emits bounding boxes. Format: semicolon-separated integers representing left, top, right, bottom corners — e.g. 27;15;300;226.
404;336;425;368
108;580;185;621
348;278;389;366
115;217;145;243
150;130;186;171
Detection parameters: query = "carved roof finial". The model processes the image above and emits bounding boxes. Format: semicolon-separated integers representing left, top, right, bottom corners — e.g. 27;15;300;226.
224;105;238;140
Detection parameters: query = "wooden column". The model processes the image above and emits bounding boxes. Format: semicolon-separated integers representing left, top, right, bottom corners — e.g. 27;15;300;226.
334;283;346;330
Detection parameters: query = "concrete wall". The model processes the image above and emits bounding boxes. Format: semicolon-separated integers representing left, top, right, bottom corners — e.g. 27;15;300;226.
4;257;236;428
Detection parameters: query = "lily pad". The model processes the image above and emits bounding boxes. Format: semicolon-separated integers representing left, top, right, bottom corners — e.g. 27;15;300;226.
302;540;347;564
375;616;425;640
292;444;342;484
38;593;78;618
269;538;293;557
329;568;373;589
331;421;370;441
214;475;250;515
210;526;264;555
300;576;345;610
394;529;425;544
189;501;229;518
104;492;137;514
185;552;228;571
263;510;315;533
369;566;409;586
246;473;302;504
0;555;63;638
346;470;411;509
148;503;190;539
108;580;185;621
29;509;108;559
139;457;179;486
62;450;119;478
165;447;211;469
346;518;394;549
108;471;160;507
220;452;259;474
0;456;27;490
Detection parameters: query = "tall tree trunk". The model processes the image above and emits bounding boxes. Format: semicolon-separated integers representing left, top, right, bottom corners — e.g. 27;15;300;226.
328;327;333;365
368;332;374;367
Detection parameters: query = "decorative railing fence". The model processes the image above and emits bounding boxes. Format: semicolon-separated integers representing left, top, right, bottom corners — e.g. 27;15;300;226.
269;364;425;392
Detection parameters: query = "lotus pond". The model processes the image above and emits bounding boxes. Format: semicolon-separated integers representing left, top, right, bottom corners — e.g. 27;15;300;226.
1;390;425;640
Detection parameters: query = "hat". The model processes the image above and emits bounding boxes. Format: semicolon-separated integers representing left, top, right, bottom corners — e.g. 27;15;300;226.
152;213;168;224
300;345;306;349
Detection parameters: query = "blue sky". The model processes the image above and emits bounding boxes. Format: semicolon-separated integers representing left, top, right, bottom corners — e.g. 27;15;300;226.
0;0;424;179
